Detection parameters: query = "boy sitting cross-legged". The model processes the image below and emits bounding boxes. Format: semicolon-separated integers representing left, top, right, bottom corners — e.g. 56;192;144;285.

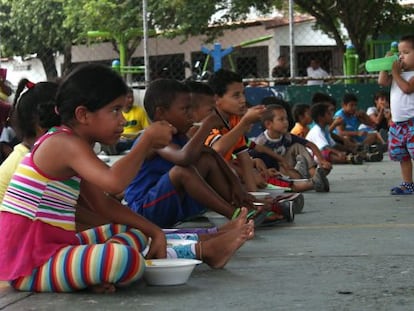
306;102;363;164
251;104;332;192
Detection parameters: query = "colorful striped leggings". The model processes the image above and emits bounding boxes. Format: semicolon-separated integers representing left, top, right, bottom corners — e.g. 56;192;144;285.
11;224;147;292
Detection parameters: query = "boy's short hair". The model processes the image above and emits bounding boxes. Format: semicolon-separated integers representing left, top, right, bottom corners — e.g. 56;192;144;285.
343;93;358;104
207;69;242;97
310;102;329;122
400;35;414;49
144;78;190;121
374;90;389;101
261;104;286;125
311;92;336;108
292;103;310;122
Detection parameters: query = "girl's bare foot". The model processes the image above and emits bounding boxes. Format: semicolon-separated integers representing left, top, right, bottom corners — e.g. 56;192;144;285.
89;282;116;294
201;221;255;269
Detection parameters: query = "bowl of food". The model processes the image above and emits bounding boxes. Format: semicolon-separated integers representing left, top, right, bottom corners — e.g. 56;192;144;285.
248;191;270;200
144;259;202;286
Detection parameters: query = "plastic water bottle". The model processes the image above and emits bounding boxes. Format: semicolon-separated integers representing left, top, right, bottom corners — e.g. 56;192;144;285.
365;42;399;72
365;55;398;72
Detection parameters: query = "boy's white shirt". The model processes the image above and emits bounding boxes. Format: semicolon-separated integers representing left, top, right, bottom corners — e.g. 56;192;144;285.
390;70;414;122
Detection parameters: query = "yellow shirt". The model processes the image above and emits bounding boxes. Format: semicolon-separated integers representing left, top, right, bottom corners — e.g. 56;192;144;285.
0;143;29;203
122;105;150;137
290;122;309;138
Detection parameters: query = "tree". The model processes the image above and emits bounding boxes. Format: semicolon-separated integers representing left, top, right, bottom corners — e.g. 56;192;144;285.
151;0;414;62
222;0;414;61
64;0;144;67
291;0;414;61
0;0;75;80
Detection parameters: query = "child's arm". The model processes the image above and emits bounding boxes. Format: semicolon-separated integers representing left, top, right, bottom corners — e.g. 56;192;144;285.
391;61;414;94
79;179;167;259
305;140;332;170
252;143;292;170
334;120;366;139
35;121;175;195
378;52;394;87
378;70;392;87
236;151;258;192
156;112;225;166
356;110;375;127
210;106;265;156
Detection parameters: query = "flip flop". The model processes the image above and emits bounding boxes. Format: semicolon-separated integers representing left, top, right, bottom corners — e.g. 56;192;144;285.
258;211;287;227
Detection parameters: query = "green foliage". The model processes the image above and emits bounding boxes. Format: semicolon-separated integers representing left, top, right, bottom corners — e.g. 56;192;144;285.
64;0;143;43
0;0;71;56
291;0;414;61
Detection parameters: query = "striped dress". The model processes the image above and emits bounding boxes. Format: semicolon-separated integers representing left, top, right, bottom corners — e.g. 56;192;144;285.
0;127;81;280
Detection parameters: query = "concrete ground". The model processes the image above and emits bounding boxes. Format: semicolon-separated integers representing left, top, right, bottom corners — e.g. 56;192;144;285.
2;155;414;311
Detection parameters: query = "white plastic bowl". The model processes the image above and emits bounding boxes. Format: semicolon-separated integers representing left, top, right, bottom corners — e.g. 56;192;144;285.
144;259;202;286
166;239;198;247
248;191;270;199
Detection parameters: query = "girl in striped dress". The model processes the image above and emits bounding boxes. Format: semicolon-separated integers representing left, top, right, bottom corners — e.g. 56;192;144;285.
0;64;176;293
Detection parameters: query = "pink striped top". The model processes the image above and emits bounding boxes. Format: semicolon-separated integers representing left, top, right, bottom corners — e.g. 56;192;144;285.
0;127;81;280
1;127;80;231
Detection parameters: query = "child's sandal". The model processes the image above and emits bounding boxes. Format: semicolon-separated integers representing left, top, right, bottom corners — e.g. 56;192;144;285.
390;182;414;195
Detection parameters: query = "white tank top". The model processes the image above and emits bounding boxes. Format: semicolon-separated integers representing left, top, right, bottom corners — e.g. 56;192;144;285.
390;70;414;122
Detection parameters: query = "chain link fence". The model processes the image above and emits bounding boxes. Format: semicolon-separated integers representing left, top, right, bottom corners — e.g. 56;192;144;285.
1;5;400;112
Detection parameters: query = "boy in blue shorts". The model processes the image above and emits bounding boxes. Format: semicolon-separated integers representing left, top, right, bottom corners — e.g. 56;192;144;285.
379;35;414;194
124;79;257;228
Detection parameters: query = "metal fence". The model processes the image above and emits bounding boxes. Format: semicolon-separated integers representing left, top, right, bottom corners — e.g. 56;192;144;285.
0;6;400;89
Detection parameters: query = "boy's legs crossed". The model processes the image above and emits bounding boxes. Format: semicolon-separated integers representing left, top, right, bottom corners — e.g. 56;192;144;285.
284;143;318;176
170;165;235;219
193;152;240;201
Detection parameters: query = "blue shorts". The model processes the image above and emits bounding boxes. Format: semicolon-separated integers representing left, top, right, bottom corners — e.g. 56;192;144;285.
388;119;414;162
129;173;207;228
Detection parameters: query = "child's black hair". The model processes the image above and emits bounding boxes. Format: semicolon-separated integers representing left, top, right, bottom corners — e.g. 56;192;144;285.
261;104;286;126
343;93;358;104
310;102;329;123
400;34;414;49
311;92;336;108
56;64;128;124
184;80;214;96
12;79;60;140
292;103;310;122
144;78;190;121
373;90;389;102
207;69;242;97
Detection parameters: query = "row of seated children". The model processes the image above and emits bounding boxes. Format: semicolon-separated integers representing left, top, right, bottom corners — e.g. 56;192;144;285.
289;92;386;165
0;66;257;293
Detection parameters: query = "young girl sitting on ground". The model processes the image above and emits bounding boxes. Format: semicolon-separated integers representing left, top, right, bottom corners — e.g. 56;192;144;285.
0;70;253;291
0;64;253;293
